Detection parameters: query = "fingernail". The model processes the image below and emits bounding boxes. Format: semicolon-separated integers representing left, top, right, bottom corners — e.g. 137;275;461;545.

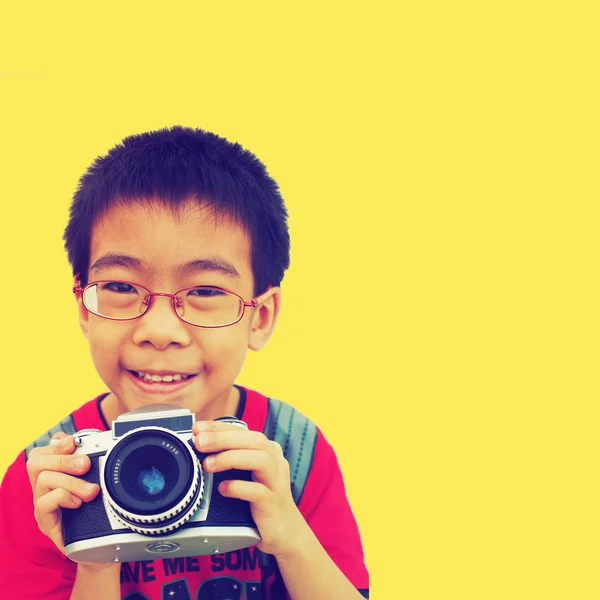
205;456;215;469
58;437;70;449
198;433;209;448
195;422;209;432
83;483;96;495
74;457;85;469
71;494;82;506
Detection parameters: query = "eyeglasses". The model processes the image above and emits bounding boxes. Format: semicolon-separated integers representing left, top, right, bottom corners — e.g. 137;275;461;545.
73;279;271;328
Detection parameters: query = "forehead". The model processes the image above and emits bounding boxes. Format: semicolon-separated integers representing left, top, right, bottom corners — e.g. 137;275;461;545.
89;200;253;285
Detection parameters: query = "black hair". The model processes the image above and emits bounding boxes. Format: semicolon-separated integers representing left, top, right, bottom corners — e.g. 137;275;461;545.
63;126;290;295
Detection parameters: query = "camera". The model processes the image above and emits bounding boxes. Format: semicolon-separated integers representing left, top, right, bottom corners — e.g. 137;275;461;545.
61;405;260;563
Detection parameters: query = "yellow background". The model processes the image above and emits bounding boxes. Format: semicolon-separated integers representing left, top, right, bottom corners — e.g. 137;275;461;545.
1;1;599;598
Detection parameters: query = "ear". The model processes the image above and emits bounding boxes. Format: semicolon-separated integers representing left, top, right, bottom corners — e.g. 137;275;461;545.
248;287;281;351
74;277;90;340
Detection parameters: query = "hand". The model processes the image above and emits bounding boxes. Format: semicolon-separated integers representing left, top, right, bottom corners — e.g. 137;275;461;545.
25;432;114;571
192;421;310;558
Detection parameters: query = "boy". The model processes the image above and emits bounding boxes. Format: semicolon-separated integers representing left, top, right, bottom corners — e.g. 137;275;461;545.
0;127;368;599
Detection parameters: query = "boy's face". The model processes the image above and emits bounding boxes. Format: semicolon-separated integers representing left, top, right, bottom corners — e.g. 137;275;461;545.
76;199;279;419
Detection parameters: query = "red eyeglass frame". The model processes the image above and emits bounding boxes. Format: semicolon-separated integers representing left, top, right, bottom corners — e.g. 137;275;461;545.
72;276;272;329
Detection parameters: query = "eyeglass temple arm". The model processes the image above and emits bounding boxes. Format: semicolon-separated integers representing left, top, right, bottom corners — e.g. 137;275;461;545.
247;286;273;308
73;275;83;295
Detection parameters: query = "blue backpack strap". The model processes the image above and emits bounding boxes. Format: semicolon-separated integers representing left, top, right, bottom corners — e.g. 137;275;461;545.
262;397;318;507
24;414;78;461
259;398;319;597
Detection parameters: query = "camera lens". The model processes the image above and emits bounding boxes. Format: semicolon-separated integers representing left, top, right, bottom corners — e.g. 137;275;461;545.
103;428;202;526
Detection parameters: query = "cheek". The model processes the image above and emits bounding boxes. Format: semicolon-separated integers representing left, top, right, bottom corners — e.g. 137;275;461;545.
86;321;128;367
198;328;249;370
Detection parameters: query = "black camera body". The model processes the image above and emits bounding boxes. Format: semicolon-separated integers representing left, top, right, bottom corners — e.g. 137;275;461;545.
62;405;260;563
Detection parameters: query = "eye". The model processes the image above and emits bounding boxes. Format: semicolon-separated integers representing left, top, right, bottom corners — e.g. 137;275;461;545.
187;287;226;297
101;281;137;294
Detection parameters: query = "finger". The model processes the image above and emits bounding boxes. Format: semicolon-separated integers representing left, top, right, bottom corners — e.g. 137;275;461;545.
28;435;76;459
27;437;78;488
218;479;271;506
203;449;275;477
35;488;82;550
195;430;274;454
193;420;247;435
270;440;284;457
36;487;83;527
27;453;91;487
35;471;99;503
37;487;83;514
51;432;68;441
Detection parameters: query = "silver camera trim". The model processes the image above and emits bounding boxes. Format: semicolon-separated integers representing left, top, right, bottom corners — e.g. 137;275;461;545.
65;526;261;563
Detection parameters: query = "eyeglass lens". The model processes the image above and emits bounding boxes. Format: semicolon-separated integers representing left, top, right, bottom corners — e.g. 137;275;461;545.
83;282;244;327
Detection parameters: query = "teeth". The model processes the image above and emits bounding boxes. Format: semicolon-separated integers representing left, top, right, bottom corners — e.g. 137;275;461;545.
136;372;190;383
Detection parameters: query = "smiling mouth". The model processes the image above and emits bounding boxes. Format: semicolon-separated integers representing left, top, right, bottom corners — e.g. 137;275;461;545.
128;370;196;383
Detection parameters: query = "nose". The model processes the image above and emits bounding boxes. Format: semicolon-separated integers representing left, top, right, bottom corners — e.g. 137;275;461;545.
131;295;192;350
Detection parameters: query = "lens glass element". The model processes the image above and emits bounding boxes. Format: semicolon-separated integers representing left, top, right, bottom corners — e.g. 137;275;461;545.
139;466;166;496
120;445;177;502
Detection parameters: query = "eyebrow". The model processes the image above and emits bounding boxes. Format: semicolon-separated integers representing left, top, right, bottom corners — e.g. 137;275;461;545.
90;253;240;279
90;254;143;273
176;258;240;279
